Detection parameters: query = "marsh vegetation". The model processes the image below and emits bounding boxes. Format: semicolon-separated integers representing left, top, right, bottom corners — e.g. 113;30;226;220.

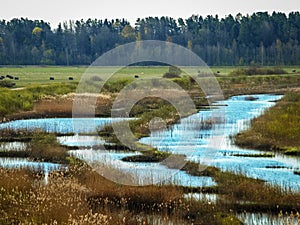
0;66;299;224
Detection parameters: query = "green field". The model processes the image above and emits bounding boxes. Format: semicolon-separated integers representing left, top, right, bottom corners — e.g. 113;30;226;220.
0;66;169;87
0;66;85;87
1;65;300;87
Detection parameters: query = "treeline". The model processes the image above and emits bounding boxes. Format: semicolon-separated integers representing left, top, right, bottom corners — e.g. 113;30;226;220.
1;12;300;66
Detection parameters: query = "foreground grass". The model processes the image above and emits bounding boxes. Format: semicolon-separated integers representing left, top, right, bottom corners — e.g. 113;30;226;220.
0;159;299;224
0;161;247;225
0;167;106;225
235;91;300;155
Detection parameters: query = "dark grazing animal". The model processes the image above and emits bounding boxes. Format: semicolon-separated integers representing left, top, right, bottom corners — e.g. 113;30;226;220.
6;74;14;79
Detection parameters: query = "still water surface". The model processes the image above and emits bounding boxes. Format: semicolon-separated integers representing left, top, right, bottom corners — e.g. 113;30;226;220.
0;94;299;189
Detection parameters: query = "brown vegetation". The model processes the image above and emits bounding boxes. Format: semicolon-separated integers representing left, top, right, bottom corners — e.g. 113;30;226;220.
0;161;245;225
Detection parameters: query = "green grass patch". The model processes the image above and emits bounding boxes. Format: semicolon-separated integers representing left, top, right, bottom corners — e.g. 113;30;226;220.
235;92;300;152
122;151;171;162
0;66;169;87
0;66;84;87
0;83;76;118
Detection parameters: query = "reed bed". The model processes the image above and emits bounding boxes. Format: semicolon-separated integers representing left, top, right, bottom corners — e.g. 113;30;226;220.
0;160;245;225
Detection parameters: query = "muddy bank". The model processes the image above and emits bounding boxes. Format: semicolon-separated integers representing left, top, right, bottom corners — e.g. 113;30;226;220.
4;93;114;122
2;85;297;123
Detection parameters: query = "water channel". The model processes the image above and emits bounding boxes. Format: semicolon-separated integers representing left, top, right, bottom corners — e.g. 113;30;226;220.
0;94;299;190
1;93;299;224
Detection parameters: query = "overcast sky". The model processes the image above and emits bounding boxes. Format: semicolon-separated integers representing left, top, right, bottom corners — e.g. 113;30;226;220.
1;0;299;28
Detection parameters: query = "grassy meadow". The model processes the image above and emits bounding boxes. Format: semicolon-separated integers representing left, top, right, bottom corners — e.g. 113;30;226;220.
0;66;85;86
235;91;300;155
0;65;300;224
1;65;299;87
1;65;300;121
0;66;170;87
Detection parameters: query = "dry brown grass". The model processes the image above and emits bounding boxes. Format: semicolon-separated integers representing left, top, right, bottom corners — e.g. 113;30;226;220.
0;167;111;225
28;132;68;163
0;161;254;224
34;93;113;117
70;160;183;210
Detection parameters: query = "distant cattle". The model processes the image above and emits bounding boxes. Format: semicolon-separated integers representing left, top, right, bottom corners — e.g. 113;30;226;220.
0;76;4;80
14;77;19;80
49;77;55;80
68;77;74;80
134;75;139;78
6;74;14;79
292;69;297;73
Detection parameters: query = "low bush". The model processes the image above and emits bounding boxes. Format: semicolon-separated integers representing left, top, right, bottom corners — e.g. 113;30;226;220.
102;78;133;93
171;76;192;90
0;80;15;88
163;65;182;78
230;66;288;76
163;72;181;78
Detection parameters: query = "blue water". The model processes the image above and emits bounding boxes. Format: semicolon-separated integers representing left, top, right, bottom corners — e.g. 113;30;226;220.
140;94;300;191
1;94;299;189
69;149;216;187
0;118;129;180
58;135;106;147
0;118;130;134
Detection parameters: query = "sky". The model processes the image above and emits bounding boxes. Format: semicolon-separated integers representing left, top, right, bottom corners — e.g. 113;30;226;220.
1;0;299;28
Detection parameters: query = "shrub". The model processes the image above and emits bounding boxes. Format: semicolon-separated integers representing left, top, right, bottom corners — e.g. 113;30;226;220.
163;66;182;78
102;78;132;93
163;72;181;78
230;66;288;76
90;75;103;82
171;76;192;90
0;80;15;88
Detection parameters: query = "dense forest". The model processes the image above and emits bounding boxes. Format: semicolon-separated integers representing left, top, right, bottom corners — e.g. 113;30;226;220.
1;12;300;66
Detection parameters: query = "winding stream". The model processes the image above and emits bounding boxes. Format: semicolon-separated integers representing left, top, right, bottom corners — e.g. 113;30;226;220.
140;94;300;191
0;94;299;190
